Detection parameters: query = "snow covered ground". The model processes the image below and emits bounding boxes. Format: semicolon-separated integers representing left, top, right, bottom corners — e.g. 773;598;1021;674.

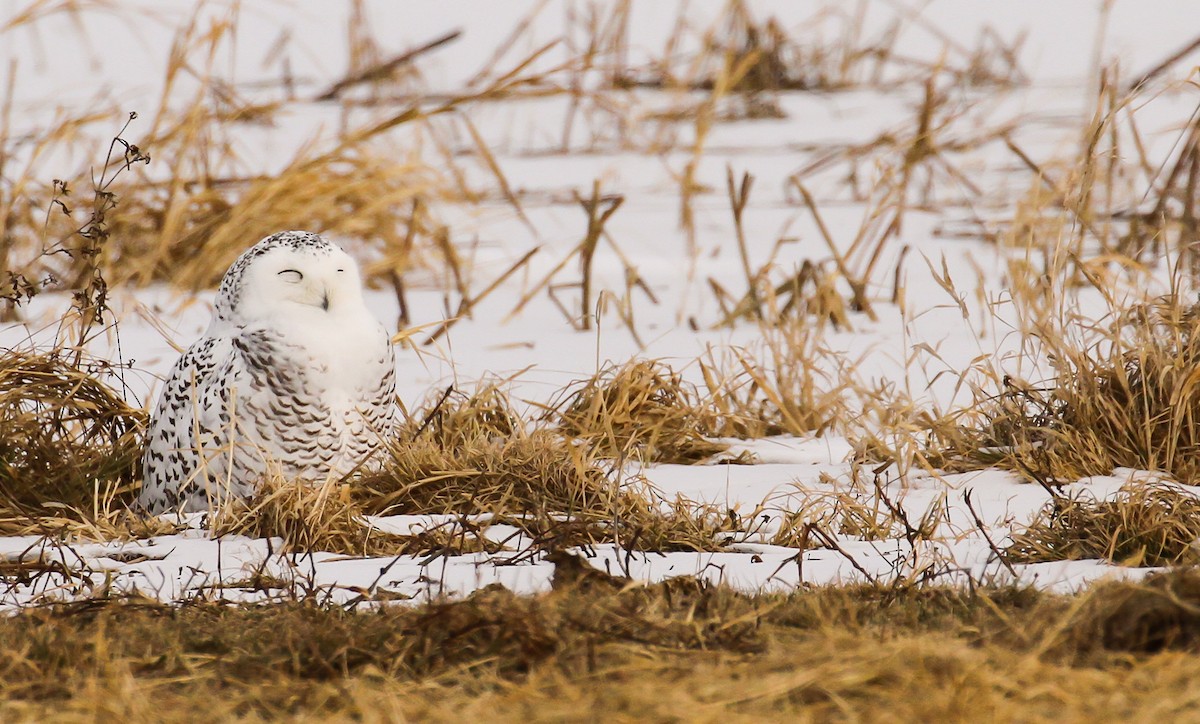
2;0;1198;609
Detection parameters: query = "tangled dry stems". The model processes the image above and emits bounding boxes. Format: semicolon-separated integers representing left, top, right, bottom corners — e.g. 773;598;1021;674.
0;2;553;320
210;476;408;557
1007;482;1200;567
927;299;1200;487
13;315;1200;565
0;351;765;555
3;11;1200;717
4;0;1200;601
551;359;729;464
0;349;144;529
111;152;436;290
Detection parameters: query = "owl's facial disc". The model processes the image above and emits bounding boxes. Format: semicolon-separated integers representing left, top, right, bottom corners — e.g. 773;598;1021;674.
240;247;364;319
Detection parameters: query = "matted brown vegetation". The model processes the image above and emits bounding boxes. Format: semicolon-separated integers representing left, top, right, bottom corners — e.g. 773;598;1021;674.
6;568;1200;719
1064;568;1200;653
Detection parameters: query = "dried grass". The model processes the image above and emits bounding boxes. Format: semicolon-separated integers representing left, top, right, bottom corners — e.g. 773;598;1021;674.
927;298;1200;486
1007;483;1200;567
0;0;554;321
208;470;509;558
210;476;407;557
2;11;1200;722
865;84;1200;485
1061;568;1200;653
0;354;771;556
7;575;1200;720
0;348;143;528
701;315;851;439
550;359;728;464
353;386;732;552
108;151;435;290
620;1;1023;95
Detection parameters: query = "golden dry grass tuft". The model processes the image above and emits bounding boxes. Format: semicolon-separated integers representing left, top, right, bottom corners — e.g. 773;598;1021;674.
210;473;505;558
201;387;530;556
701;315;851;439
107;150;436;290
401;383;523;447
0;348;188;541
550;358;728;464
364;389;623;519
210;475;410;557
1007;482;1200;567
927;298;1200;486
0;349;143;526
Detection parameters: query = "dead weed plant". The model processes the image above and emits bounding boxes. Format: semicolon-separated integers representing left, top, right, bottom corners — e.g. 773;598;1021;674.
0;348;145;530
701;316;851;439
550;359;728;464
1007;482;1200;567
930;299;1200;485
210;476;408;557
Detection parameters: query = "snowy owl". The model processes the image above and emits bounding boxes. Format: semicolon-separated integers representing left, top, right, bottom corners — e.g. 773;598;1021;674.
139;231;397;515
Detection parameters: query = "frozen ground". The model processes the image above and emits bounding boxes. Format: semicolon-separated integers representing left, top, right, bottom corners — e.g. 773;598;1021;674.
0;460;1179;609
2;0;1198;609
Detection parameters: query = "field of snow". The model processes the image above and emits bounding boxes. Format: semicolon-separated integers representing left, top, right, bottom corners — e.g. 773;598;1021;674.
2;0;1199;610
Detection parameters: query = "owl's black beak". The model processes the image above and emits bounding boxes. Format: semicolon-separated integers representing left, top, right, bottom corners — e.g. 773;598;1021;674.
321;292;330;311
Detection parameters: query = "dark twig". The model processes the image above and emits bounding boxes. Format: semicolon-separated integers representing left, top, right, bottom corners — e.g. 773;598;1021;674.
316;30;462;101
1126;33;1200;93
963;489;1019;579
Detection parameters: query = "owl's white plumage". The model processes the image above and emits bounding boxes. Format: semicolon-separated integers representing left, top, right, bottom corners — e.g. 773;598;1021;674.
139;231;397;514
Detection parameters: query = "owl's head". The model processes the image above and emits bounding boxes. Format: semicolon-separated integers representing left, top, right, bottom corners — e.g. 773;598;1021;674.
215;231;367;323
